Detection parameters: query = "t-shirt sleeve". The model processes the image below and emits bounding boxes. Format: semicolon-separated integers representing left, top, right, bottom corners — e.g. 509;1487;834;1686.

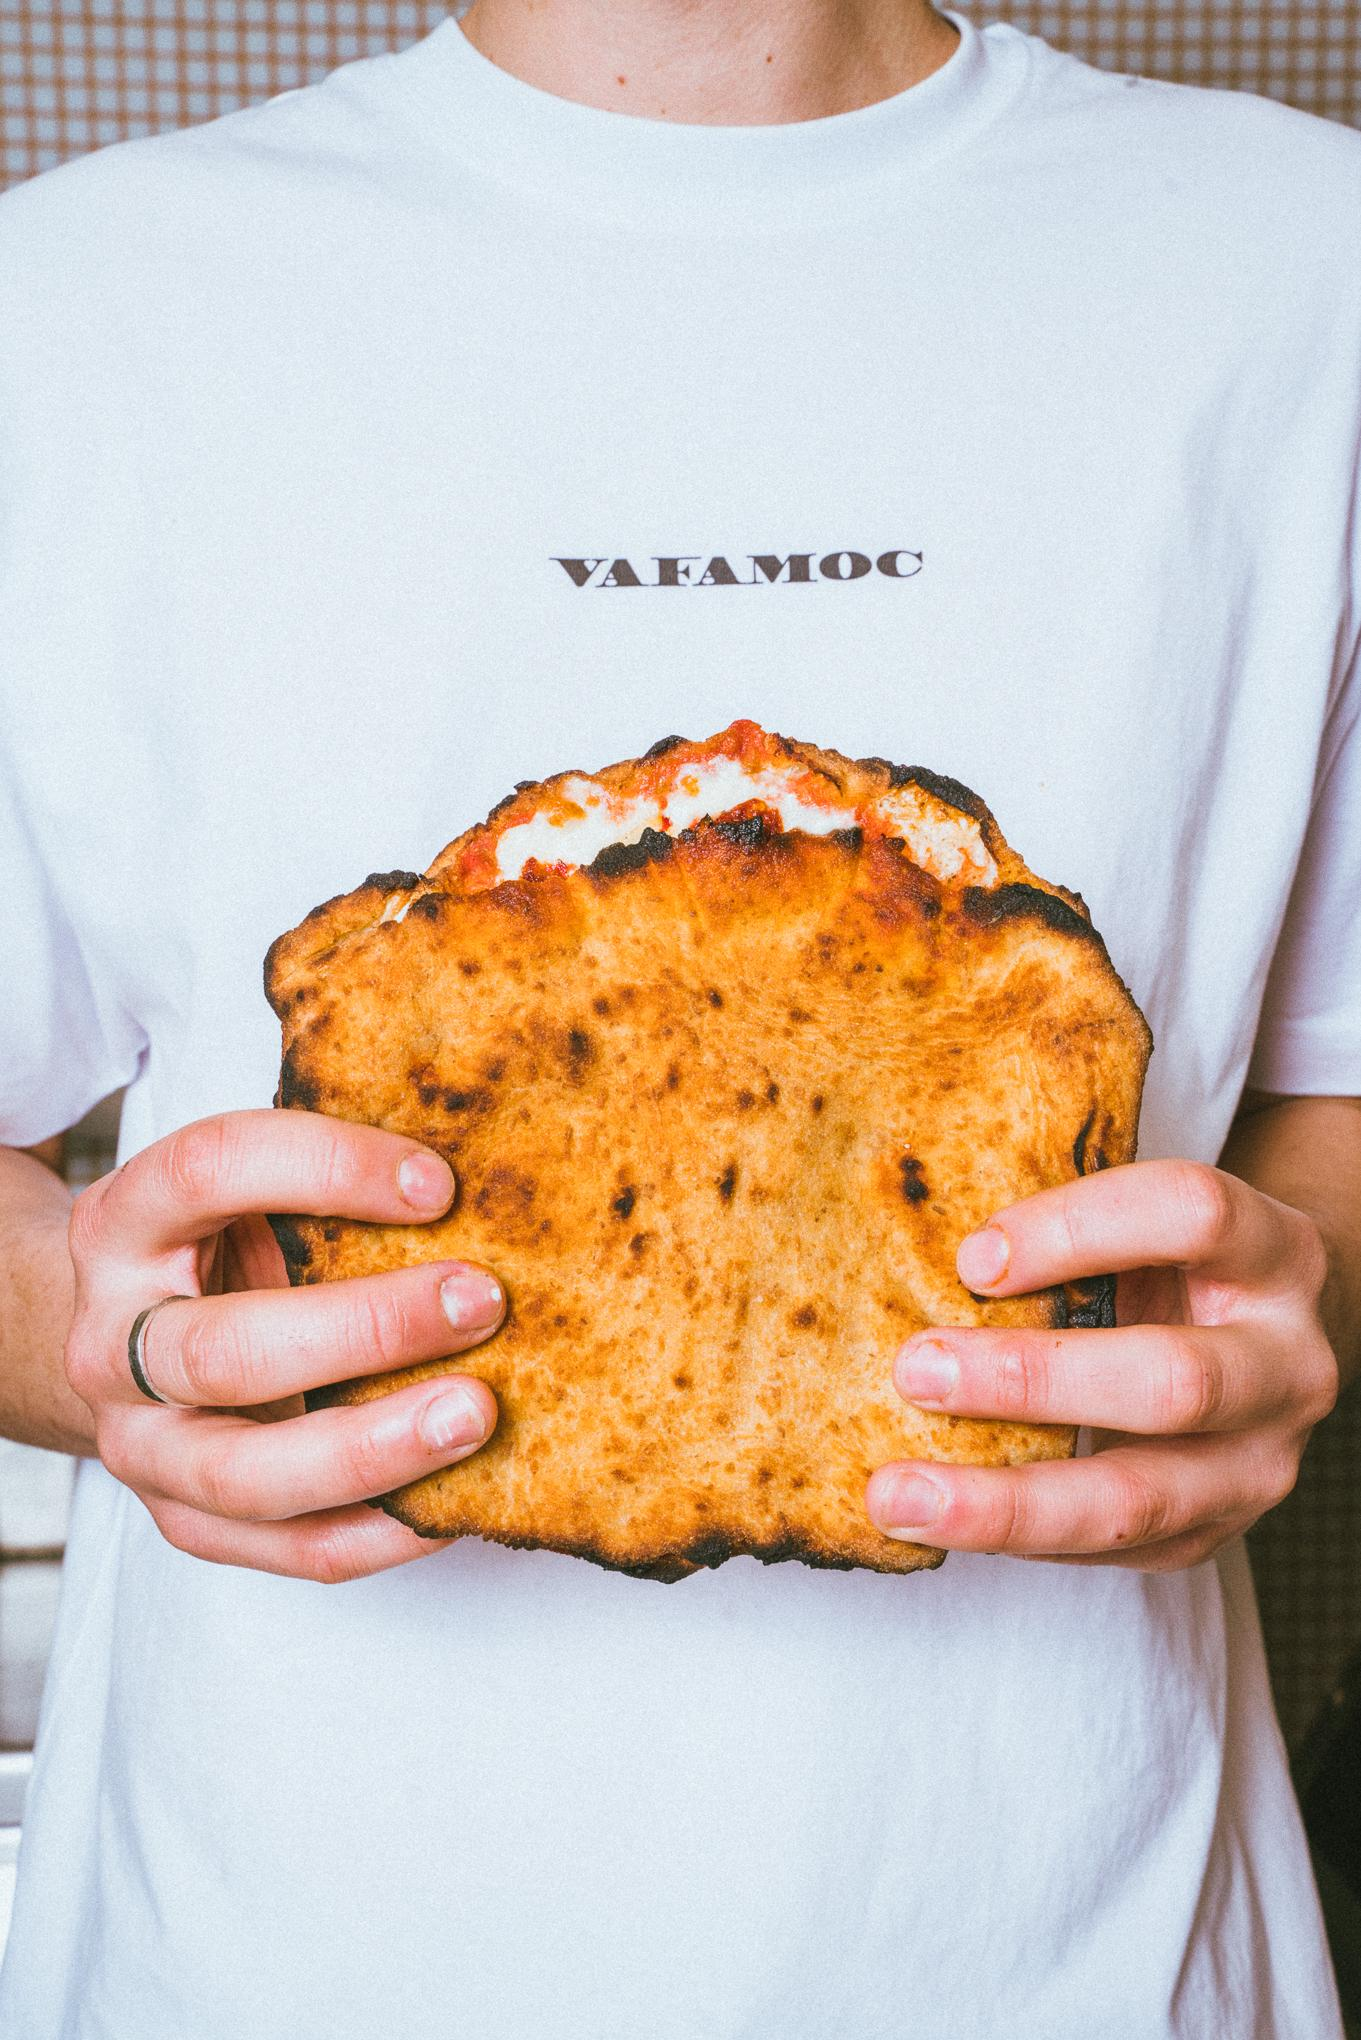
0;762;145;1148
0;172;148;1148
1247;653;1361;1095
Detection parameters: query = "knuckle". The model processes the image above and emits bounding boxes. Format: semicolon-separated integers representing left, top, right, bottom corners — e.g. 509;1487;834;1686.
182;1302;270;1406
307;1129;369;1214
67;1178;112;1266
1056;1187;1086;1266
1106;1465;1170;1547
1292;1215;1330;1305
157;1117;237;1212
996;1342;1047;1419
303;1520;371;1586
1171;1161;1234;1259
343;1415;403;1499
1259;1445;1300;1513
339;1282;419;1375
173;1307;223;1403
1304;1346;1340;1427
986;1478;1031;1552
1157;1334;1221;1431
94;1418;137;1488
146;1499;206;1561
63;1316;105;1401
192;1445;252;1522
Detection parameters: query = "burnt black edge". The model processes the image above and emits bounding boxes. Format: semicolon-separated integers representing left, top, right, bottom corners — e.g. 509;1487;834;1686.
708;811;772;850
302;1381;352;1415
861;760;990;823
276;1044;321;1112
962;881;1094;944
361;868;423;893
643;734;689;760
268;1213;315;1285
374;1498;936;1580
1052;1275;1117;1331
588;827;675;879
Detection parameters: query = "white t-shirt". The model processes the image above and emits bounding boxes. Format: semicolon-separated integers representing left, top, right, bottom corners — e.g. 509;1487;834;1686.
1;16;1358;2035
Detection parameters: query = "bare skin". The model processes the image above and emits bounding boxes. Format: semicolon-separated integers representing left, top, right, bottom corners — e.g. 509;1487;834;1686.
1;1090;1356;1581
458;0;961;125
868;1094;1361;1568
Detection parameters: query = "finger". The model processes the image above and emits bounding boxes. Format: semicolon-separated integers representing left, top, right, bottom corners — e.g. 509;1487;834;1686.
84;1110;457;1259
1020;1524;1238;1571
954;1160;1309;1299
221;1211;291;1293
143;1494;455;1583
108;1371;497;1520
93;1258;504;1408
865;1434;1288;1556
893;1321;1286;1435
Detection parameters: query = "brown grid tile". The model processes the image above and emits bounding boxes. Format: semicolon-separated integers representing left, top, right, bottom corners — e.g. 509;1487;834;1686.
0;0;449;186
0;0;1357;191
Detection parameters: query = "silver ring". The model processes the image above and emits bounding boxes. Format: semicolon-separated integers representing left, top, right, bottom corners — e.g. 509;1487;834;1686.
127;1296;195;1406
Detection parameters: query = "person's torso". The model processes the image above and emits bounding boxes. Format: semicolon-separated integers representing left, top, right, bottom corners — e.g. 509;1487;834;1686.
1;20;1354;2033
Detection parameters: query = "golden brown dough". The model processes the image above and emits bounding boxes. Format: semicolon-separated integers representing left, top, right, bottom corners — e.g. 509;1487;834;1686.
265;722;1151;1581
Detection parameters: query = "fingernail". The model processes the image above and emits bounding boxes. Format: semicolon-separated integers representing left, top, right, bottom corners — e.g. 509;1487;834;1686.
896;1339;960;1405
957;1225;1009;1290
877;1472;947;1538
440;1266;503;1331
398;1151;454;1211
419;1384;488;1455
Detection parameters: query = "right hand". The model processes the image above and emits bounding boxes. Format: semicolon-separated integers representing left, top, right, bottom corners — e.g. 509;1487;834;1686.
63;1110;503;1582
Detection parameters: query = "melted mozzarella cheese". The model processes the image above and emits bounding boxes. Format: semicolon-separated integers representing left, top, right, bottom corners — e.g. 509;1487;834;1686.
492;756;997;887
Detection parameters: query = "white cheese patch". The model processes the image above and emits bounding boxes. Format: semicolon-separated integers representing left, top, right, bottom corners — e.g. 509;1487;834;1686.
379;890;419;923
876;788;997;884
492;757;997;887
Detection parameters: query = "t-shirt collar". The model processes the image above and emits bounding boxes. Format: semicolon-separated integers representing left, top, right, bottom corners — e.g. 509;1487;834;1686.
388;10;1031;223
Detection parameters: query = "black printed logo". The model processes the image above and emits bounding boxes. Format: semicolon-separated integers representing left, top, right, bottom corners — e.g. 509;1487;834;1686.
553;551;923;588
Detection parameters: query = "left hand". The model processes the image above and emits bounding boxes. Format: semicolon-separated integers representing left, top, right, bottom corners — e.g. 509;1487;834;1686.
865;1159;1340;1570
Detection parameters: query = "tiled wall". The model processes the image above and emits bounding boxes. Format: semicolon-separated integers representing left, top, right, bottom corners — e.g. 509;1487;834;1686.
0;0;1358;195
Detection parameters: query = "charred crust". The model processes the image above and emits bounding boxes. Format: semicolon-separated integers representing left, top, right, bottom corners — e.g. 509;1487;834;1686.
277;1045;321;1112
1073;1107;1096;1175
442;1088;490;1113
362;869;423;893
962;882;1093;944
899;1156;929;1204
708;811;771;850
829;826;863;852
612;1186;637;1219
588;828;674;879
1052;1275;1117;1330
370;1491;946;1579
885;764;990;822
269;1214;316;1284
410;893;443;920
643;734;689;760
717;1163;737;1201
303;1382;348;1415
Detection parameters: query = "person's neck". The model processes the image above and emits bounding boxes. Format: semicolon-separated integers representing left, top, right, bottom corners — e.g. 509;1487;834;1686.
455;0;961;126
